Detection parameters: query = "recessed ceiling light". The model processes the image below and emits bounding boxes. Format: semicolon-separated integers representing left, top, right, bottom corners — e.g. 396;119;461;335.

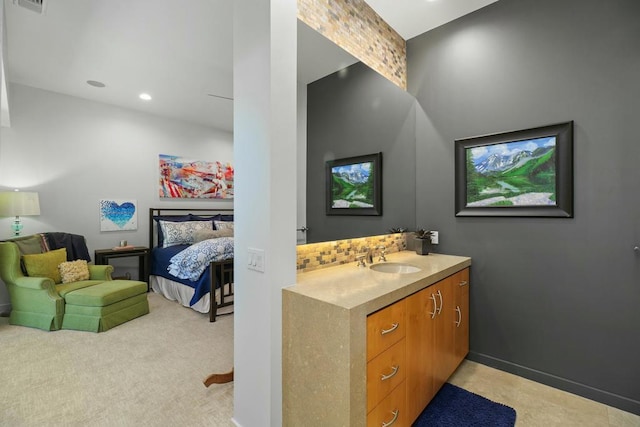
139;93;152;101
86;80;106;88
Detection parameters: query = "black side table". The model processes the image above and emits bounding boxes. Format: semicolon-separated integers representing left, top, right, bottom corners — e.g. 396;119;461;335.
94;247;150;287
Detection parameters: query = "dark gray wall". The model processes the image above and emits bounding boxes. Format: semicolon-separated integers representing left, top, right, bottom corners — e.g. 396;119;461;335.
306;0;640;414
409;0;639;414
306;62;416;243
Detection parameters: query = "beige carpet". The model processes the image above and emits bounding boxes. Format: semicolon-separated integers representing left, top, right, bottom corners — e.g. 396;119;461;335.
0;292;235;426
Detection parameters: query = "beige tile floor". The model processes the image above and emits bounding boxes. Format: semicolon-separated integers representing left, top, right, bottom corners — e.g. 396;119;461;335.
448;360;640;427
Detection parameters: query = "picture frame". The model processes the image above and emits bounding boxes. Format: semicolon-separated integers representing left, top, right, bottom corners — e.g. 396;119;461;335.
455;121;573;217
326;152;382;216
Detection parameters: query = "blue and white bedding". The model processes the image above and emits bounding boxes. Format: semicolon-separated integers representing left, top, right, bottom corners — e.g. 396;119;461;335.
168;237;234;281
150;237;233;307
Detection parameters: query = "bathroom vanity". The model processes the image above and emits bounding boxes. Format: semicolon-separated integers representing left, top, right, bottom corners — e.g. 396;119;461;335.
283;251;471;427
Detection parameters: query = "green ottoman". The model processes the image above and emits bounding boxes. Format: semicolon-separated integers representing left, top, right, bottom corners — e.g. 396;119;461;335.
62;280;149;332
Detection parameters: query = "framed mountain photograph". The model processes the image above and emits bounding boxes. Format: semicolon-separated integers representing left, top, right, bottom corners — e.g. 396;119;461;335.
455;121;573;217
326;152;382;216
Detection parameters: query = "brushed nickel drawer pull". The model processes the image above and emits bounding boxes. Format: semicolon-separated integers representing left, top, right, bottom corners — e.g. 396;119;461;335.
381;409;399;427
455;306;462;327
380;323;399;335
459;280;468;287
436;290;443;315
380;365;399;381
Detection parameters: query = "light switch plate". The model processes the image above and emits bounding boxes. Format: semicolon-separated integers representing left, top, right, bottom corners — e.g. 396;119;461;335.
248;248;265;272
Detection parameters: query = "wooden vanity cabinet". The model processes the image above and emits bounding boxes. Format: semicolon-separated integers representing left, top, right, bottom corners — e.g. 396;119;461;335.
283;254;471;427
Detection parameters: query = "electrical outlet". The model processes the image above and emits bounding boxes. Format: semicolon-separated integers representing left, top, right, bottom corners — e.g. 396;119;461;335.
431;231;439;245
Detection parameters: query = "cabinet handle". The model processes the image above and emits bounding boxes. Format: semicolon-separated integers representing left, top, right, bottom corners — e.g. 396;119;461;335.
429;294;437;319
436;290;443;315
455;306;461;327
459;280;468;287
380;323;399;335
380;365;399;381
381;409;399;427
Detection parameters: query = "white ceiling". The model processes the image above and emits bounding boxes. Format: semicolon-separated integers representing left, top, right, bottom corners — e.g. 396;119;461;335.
2;0;499;132
366;0;500;40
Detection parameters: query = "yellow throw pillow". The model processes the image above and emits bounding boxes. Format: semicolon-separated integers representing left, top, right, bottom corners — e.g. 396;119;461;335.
22;248;67;284
58;260;90;284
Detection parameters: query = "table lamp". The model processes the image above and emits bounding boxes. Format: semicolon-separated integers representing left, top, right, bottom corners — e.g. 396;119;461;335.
0;190;41;236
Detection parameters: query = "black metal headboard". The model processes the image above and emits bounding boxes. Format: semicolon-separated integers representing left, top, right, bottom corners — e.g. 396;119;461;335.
148;207;234;249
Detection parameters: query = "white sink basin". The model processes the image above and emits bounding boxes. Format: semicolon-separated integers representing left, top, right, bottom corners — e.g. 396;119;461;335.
369;262;422;274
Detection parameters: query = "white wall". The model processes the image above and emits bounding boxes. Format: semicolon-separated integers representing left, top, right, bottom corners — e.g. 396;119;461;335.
1;1;9;128
233;0;297;424
0;83;233;309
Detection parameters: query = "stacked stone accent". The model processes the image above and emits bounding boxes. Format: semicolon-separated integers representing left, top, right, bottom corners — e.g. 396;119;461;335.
298;0;407;89
296;233;408;272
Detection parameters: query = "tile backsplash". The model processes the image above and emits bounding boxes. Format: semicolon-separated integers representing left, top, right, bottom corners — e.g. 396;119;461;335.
296;233;408;273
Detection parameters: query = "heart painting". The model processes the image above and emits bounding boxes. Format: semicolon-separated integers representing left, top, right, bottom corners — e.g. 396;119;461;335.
99;199;138;231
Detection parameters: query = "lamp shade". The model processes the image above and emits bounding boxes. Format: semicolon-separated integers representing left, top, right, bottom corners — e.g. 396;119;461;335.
0;191;41;217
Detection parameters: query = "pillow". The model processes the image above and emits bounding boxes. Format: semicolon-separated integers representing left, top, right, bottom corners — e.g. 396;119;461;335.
194;214;234;222
153;215;194;247
193;228;234;242
22;248;67;284
159;220;213;248
11;235;44;255
190;214;234;230
214;220;234;231
58;260;90;284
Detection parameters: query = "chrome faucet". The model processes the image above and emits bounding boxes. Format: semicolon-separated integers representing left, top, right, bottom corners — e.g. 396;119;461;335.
356;247;373;267
356;246;385;266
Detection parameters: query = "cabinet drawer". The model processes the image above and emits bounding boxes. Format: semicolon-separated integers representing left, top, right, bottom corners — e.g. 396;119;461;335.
367;299;406;361
367;338;406;413
452;267;469;287
367;380;406;427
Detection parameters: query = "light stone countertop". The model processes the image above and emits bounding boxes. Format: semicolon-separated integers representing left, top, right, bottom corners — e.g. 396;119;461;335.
286;250;471;314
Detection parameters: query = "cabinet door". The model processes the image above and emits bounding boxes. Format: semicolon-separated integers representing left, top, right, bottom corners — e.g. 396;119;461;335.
453;268;470;366
432;276;455;394
405;287;435;423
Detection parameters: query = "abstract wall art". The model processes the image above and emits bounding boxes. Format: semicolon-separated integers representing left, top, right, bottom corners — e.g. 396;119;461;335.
159;154;234;199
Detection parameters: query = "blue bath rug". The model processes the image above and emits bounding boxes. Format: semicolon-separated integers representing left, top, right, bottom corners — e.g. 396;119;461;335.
413;383;517;427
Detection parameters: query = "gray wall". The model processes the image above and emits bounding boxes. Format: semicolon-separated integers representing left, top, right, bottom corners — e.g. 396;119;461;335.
306;62;416;242
307;0;640;414
410;0;639;413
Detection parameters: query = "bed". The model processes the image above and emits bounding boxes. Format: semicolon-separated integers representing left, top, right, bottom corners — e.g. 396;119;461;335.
148;208;234;322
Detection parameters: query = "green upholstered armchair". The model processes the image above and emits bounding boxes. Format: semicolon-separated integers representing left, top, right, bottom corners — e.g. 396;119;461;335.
0;241;114;331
